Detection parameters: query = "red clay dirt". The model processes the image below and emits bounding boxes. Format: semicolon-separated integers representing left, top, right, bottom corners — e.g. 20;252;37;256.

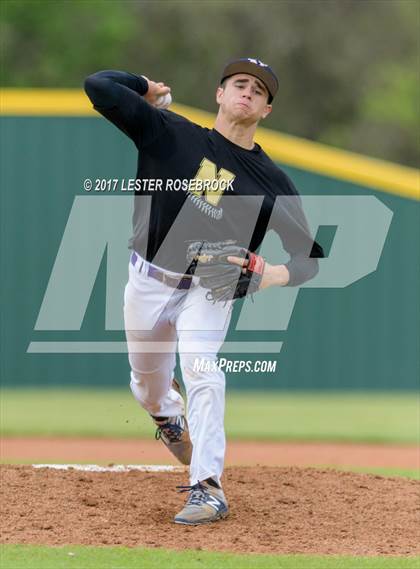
1;464;419;556
1;437;418;469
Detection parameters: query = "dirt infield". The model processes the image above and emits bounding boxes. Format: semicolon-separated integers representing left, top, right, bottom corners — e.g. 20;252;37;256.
2;439;419;556
1;437;418;468
1;464;419;556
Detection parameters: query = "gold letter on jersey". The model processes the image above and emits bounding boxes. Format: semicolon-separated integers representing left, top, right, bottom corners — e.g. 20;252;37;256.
189;158;235;206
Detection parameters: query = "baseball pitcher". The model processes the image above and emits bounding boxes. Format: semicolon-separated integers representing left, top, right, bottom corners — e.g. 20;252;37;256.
84;58;323;525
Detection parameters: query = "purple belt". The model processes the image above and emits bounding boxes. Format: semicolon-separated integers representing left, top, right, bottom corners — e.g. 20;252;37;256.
131;252;193;290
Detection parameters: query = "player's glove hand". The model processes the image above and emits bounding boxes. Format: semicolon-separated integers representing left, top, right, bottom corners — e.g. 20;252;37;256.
186;240;265;302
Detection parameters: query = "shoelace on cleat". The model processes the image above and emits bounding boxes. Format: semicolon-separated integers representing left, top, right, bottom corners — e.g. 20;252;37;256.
155;416;186;444
176;483;209;506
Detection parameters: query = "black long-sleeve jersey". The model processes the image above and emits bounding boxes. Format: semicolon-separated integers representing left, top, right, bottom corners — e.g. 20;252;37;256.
84;70;323;285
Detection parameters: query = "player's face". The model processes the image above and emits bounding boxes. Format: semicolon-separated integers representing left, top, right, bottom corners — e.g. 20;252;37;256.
216;74;272;124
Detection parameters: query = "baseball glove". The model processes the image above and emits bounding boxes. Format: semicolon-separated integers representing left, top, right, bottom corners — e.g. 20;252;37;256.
186;240;265;302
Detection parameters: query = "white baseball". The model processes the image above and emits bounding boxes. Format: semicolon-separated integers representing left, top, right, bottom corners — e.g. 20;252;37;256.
155;93;172;109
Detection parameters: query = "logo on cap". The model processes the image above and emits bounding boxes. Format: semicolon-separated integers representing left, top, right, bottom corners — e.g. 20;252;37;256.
247;58;268;68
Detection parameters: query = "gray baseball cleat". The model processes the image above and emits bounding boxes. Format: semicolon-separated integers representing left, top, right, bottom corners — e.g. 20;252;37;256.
174;479;229;525
152;379;192;466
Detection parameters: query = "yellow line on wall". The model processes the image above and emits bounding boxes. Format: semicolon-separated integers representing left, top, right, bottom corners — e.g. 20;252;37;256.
0;89;95;116
1;89;418;200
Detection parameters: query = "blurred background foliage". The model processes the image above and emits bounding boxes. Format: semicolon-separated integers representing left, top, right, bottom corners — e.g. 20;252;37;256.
1;0;418;167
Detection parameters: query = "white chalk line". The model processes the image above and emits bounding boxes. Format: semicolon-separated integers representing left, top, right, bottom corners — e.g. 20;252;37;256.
32;464;186;473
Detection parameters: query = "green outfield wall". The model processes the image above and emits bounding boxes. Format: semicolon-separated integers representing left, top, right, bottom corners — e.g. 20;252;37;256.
1;113;419;390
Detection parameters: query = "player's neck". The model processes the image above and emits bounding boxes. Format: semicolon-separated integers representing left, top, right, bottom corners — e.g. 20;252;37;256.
213;114;257;150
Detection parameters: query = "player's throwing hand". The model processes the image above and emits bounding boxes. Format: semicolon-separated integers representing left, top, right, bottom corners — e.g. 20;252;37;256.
141;76;172;108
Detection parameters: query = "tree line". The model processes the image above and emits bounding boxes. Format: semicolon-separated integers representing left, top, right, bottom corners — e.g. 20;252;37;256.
1;0;418;167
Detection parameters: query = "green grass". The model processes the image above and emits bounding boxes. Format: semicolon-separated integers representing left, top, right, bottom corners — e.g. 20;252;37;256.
1;389;419;444
225;392;419;444
332;466;420;480
1;545;419;569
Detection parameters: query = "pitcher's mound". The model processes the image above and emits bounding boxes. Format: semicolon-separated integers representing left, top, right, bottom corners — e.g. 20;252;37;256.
1;465;418;556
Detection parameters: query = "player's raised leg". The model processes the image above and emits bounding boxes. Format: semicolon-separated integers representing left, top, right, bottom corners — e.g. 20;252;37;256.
124;259;192;464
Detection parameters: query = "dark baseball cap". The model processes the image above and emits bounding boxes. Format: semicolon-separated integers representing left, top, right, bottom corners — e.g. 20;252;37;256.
220;57;279;103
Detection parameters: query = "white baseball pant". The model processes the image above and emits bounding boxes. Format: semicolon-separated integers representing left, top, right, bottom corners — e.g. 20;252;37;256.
124;253;233;486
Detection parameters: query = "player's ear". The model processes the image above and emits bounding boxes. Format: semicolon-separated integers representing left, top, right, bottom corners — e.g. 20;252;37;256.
216;86;225;104
261;104;272;120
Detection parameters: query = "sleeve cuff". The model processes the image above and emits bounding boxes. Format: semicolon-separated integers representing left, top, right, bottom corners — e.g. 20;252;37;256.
285;257;319;287
137;75;149;96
